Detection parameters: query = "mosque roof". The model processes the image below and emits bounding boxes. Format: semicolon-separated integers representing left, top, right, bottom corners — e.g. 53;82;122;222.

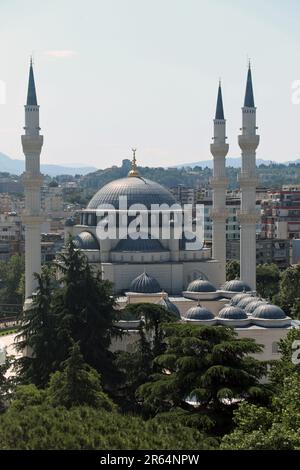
113;237;167;252
221;280;252;293
186;279;216;293
218;305;248;320
73;231;100;250
184;305;214;320
129;272;161;294
87;176;176;210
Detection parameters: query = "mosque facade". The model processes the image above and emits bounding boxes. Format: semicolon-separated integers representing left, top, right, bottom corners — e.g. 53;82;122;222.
22;62;297;362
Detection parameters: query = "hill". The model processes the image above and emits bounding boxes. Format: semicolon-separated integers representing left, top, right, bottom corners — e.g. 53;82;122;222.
0;152;97;177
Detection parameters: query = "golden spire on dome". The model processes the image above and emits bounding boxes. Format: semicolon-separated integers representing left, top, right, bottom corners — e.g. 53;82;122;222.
128;148;139;177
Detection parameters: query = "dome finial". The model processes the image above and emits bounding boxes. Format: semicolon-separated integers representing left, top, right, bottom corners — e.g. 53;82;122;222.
128;147;139;177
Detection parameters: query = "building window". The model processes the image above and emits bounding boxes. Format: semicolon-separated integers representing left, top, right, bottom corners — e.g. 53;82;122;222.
272;342;279;354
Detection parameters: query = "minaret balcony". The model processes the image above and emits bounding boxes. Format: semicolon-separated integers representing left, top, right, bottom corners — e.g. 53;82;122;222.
210;142;229;158
238;134;260;152
21;134;43;153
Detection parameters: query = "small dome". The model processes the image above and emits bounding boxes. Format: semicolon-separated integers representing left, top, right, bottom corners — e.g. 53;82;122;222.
186;279;216;293
237;295;256;309
230;293;252;306
218;306;248;320
129;272;161;294
114;237;166;252
184;305;214;320
156;297;180;317
73;231;100;250
221;280;251;293
252;304;286;320
245;300;267;314
65;218;76;227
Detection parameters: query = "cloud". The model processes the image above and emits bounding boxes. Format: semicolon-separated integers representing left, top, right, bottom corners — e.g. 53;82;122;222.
44;50;77;58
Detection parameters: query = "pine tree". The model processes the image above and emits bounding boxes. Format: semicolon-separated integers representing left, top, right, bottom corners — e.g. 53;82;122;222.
47;342;116;410
114;303;179;412
137;324;269;435
16;266;58;387
0;356;14;413
115;321;154;412
52;238;119;387
17;238;119;389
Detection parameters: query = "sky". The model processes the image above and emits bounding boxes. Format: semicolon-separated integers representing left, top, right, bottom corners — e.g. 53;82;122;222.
1;0;300;169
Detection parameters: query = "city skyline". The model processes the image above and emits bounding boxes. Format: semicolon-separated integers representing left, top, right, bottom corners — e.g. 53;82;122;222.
0;0;300;169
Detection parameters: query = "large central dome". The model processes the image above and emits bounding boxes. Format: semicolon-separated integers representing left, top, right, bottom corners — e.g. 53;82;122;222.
87;176;176;210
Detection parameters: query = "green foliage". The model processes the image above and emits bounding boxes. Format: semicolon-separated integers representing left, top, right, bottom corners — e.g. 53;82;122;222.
221;373;300;450
17;238;119;389
137;324;268;435
53;238;119;386
115;303;179;413
0;356;15;413
0;255;24;304
276;263;300;317
269;328;300;390
16;266;59;387
0;385;213;450
256;263;280;300
47;342;116;411
226;260;240;281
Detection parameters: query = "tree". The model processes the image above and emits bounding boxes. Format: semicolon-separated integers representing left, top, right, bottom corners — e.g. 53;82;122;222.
137;324;269;435
276;263;300;317
0;356;14;413
17;238;120;389
114;304;179;413
269;328;300;391
256;263;280;300
221;373;300;450
0;255;24;304
226;260;240;281
291;298;300;320
16;266;58;388
122;303;179;356
0;385;214;450
47;342;115;411
52;238;119;387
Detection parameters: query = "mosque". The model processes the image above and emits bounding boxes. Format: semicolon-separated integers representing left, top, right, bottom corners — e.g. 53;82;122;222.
21;60;297;362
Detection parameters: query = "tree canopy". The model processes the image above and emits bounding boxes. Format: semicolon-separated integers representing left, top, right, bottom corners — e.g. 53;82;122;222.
137;324;268;435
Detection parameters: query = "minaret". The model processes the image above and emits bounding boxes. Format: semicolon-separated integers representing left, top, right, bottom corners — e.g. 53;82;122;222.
210;81;229;285
21;59;43;300
238;64;259;290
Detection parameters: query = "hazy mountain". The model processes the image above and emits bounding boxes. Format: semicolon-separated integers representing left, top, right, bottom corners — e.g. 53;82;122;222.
0;152;97;176
175;157;271;169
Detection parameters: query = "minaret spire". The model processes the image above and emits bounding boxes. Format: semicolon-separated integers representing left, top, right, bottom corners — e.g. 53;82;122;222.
27;57;38;106
244;62;255;108
215;81;225;120
210;80;229;285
